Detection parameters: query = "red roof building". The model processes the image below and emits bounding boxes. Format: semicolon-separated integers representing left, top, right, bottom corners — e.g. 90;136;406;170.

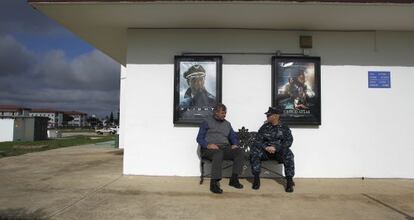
0;105;31;117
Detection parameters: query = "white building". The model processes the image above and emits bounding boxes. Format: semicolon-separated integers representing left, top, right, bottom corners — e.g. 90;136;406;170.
0;118;14;142
65;111;87;127
29;0;414;178
29;109;64;128
0;105;31;117
0;117;49;142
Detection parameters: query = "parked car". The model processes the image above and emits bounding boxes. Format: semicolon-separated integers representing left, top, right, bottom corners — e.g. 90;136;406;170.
110;126;119;135
95;127;117;135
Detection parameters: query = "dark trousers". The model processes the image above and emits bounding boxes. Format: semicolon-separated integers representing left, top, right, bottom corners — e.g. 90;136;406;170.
201;146;245;180
250;145;295;178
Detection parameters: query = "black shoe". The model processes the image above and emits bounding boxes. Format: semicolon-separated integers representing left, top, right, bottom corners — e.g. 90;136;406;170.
210;179;223;194
285;177;294;193
252;175;260;190
229;174;244;189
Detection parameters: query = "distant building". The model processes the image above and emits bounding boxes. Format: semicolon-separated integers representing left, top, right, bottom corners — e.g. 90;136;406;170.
29;109;64;128
0;105;90;128
0;105;31;117
65;111;87;127
0;117;48;142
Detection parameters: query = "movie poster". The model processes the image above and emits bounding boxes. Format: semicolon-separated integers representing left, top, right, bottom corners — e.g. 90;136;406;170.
272;56;321;125
174;56;222;125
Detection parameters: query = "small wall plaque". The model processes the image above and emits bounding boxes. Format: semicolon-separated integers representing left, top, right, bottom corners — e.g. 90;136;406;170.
368;71;391;88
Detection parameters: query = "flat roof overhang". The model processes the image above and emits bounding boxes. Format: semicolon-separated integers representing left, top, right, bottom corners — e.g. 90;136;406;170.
28;0;414;65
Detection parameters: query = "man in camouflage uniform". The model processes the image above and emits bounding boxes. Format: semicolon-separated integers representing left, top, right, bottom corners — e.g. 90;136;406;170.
250;107;295;192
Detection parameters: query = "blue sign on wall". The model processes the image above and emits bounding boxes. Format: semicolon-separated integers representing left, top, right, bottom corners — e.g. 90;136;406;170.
368;71;391;88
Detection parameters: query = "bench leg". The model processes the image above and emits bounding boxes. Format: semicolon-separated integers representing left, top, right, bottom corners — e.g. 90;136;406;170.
200;160;204;184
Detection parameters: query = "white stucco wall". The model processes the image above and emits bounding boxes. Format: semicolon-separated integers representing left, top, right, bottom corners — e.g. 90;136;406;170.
122;29;414;178
119;65;127;149
0;119;15;142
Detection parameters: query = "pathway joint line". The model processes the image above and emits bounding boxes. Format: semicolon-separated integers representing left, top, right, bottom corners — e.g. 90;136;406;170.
45;174;123;219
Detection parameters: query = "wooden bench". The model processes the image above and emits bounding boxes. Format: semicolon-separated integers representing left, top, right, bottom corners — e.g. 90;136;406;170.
199;126;283;184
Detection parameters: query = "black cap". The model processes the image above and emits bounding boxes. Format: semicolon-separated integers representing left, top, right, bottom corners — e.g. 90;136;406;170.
264;107;283;116
183;65;206;79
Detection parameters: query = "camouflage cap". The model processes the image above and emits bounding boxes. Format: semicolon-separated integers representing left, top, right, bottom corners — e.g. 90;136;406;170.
183;65;206;79
265;106;284;116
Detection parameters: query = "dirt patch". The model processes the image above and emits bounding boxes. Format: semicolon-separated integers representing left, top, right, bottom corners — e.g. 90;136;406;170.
0;208;47;220
107;150;123;156
13;145;48;150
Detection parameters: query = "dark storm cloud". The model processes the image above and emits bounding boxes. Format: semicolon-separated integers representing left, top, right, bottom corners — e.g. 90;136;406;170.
34;50;120;91
0;35;35;76
0;0;120;117
0;35;120;117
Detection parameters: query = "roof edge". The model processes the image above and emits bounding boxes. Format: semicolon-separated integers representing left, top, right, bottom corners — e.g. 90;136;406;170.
27;0;414;4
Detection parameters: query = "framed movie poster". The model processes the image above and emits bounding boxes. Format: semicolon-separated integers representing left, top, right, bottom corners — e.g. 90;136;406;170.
174;56;222;125
272;56;321;125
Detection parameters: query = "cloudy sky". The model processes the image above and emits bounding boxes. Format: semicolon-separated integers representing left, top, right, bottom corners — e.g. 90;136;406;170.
0;0;120;118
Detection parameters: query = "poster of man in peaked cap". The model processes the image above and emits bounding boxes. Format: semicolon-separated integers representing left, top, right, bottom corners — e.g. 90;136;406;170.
174;56;222;125
272;56;321;125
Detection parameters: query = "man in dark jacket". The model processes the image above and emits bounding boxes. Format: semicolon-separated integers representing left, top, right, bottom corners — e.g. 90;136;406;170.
197;103;244;194
250;107;295;192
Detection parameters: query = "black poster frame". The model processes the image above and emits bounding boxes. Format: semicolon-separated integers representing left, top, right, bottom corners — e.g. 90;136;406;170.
271;56;321;125
173;56;222;125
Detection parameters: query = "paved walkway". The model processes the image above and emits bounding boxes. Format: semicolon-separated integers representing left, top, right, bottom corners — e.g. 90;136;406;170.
0;145;413;220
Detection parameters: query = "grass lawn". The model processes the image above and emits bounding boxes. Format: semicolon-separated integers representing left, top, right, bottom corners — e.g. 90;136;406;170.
57;128;95;133
0;135;115;158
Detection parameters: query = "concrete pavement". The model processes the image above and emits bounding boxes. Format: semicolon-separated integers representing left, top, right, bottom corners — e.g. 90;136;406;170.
0;144;413;220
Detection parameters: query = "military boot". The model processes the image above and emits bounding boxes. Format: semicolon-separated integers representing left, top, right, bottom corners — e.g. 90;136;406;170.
210;179;223;194
229;173;243;189
285;177;294;193
252;174;260;190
